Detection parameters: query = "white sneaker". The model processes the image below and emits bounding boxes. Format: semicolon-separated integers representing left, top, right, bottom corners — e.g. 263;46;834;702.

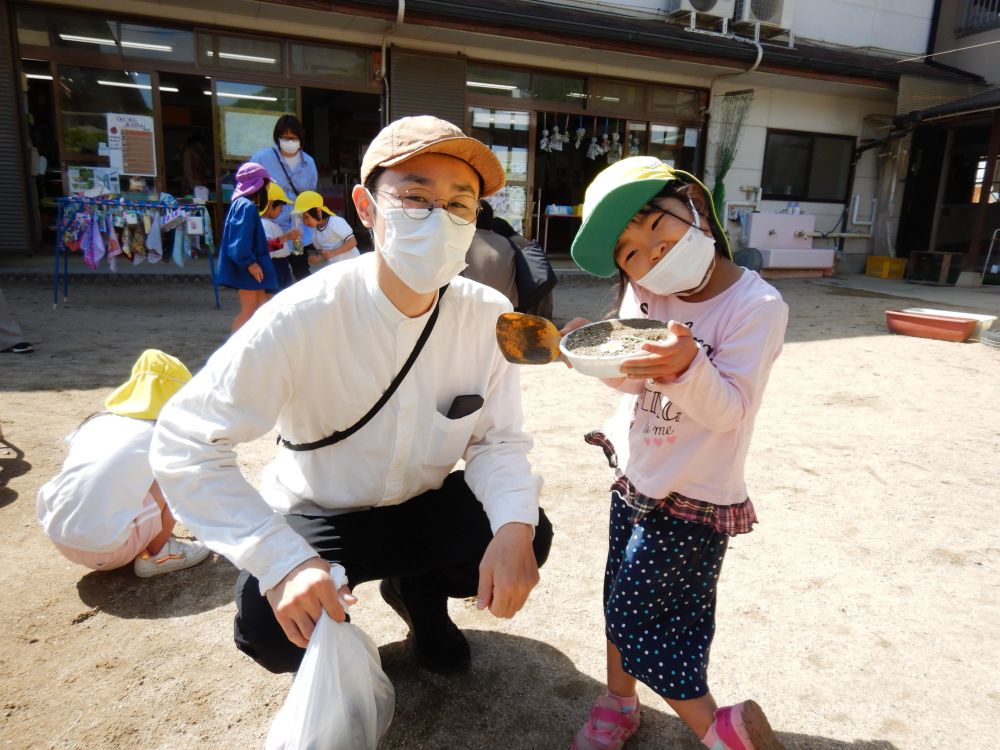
133;538;211;578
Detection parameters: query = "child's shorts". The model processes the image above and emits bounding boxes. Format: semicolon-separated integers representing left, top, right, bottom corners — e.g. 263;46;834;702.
54;493;162;571
604;490;729;701
271;257;293;290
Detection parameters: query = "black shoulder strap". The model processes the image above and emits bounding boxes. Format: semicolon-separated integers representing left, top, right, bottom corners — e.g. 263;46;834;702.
272;147;303;196
278;285;448;452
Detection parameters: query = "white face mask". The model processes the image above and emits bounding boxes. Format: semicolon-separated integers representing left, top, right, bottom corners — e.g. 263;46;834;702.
369;193;475;294
279;139;301;155
636;208;717;297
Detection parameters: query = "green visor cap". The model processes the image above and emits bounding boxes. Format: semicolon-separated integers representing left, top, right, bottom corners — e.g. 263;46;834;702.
570;156;731;278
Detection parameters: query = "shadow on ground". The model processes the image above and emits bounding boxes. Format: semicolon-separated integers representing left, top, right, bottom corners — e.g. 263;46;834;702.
75;553;235;618
378;630;899;750
0;437;30;508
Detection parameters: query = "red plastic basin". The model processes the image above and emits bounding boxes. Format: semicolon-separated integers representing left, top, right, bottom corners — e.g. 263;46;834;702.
885;310;979;342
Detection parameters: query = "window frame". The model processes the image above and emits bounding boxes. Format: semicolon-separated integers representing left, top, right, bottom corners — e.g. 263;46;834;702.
760;128;856;204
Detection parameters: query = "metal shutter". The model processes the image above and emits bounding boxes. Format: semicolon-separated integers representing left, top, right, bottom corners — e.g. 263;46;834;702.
389;49;467;128
0;3;32;254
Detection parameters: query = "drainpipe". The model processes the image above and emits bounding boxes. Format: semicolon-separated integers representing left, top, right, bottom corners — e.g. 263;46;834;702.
375;0;406;127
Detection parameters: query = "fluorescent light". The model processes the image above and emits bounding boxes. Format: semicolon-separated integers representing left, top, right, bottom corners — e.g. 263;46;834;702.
467;81;518;91
25;73;53;81
599;96;621;102
121;41;173;52
566;92;588;98
59;33;116;46
159;86;179;93
98;79;153;90
205;90;278;102
206;50;277;65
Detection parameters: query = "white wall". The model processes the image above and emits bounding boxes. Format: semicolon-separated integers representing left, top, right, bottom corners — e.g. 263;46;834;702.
791;0;935;55
706;81;897;258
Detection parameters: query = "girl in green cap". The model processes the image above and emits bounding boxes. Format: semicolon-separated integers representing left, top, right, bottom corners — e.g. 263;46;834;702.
566;157;789;750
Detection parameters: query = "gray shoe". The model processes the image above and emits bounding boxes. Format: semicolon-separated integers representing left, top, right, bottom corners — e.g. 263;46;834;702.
134;538;210;578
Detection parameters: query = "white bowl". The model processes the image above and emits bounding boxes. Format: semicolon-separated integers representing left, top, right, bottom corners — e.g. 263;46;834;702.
560;318;669;378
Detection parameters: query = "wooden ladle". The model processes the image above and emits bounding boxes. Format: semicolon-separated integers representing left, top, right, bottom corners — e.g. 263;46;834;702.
495;312;562;365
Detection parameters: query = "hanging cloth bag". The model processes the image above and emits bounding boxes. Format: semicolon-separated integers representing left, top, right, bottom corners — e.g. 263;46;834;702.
146;212;163;263
264;563;395;750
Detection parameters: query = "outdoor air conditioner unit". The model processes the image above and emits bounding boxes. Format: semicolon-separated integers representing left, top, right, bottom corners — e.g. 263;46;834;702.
665;0;737;20
733;0;793;29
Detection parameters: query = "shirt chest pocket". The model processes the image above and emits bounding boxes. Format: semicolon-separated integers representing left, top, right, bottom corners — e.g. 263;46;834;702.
423;409;482;467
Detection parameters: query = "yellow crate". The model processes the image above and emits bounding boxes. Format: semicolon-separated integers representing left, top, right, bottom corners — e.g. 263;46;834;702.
865;256;907;279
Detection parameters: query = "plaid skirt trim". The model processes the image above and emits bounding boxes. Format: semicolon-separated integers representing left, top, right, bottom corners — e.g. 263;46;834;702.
585;430;757;536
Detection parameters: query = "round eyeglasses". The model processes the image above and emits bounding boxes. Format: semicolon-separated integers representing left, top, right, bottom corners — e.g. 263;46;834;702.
375;189;480;226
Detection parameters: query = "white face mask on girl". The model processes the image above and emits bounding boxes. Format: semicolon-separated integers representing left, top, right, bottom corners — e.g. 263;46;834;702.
279;139;301;155
368;191;475;294
636;207;717;297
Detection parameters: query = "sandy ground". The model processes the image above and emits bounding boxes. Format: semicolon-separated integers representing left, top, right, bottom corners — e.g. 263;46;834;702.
1;271;998;750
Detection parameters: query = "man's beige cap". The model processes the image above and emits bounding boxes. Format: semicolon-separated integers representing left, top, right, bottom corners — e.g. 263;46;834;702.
360;115;506;197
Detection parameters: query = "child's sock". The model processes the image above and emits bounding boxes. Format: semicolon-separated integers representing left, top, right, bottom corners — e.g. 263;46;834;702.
607;691;638;713
702;723;724;748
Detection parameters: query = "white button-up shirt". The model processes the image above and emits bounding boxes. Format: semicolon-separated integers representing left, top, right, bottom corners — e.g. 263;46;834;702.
151;253;541;593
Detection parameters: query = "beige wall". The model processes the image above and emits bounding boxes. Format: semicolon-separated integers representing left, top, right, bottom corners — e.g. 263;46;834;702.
933;0;1000;84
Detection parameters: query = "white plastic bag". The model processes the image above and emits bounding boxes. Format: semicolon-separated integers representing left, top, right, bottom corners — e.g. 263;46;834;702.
265;564;395;750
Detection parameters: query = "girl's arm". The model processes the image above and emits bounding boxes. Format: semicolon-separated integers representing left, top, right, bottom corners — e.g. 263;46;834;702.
318;235;357;261
650;299;788;432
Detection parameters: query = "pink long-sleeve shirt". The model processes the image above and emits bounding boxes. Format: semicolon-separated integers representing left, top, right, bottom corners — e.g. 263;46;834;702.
603;270;788;506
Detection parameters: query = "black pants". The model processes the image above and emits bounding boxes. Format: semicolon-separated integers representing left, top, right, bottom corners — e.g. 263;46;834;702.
234;471;553;673
287;247;311;282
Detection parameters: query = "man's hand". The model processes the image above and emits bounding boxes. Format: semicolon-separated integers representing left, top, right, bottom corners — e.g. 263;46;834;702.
476;523;539;619
265;557;356;648
620;320;698;382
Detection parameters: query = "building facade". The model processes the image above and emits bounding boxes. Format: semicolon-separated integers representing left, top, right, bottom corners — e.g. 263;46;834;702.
1;0;988;273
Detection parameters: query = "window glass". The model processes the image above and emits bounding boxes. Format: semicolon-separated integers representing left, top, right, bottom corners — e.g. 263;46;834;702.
648;123;701;172
650;87;703;121
626;121;647;158
213;81;296;198
199;33;283;74
531;73;585;105
15;7;50;47
120;23;195;64
466;65;531;99
762;131;854;202
291;43;369;84
589;79;645;113
470;107;531;234
17;8;194;64
58;66;153;158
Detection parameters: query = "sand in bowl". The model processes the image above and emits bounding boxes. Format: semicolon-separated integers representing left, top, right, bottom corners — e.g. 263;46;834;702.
564;318;671;358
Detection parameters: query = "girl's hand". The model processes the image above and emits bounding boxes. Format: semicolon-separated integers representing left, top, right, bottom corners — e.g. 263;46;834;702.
620;320;697;382
284;229;302;241
559;317;591;336
557;317;592;369
248;263;264;282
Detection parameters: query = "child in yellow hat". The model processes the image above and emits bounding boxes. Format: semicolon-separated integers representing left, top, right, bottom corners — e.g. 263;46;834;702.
564;158;788;750
36;350;211;578
293;191;358;268
260;181;299;291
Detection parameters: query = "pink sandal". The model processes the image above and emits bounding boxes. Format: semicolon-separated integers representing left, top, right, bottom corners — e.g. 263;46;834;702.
570;694;641;750
708;700;785;750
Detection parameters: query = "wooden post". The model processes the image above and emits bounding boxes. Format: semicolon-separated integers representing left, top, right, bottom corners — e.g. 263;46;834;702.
965;109;1000;272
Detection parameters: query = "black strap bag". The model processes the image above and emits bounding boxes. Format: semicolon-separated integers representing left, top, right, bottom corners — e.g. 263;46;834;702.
278;285;447;451
507;237;557;313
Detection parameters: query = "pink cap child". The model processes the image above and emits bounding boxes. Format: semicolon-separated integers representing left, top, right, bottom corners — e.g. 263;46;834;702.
232;162;270;200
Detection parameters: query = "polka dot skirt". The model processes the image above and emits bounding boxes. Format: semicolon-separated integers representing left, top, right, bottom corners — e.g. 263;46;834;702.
604;490;729;701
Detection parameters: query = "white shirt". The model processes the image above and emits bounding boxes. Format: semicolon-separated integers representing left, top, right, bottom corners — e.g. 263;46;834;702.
311;215;358;266
262;217;290;259
151;254;541;593
37;414;156;552
605;270;788;505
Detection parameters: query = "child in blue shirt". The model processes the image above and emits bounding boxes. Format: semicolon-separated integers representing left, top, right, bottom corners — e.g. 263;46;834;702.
216;162;279;333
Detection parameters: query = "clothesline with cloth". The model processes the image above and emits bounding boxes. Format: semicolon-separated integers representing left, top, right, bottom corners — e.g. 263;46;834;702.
53;196;219;309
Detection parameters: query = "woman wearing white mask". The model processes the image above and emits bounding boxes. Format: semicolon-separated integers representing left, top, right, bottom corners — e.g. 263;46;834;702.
562;158;789;750
151;116;552;684
252;115;318;282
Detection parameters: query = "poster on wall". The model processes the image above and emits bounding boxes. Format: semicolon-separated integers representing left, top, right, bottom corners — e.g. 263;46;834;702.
222;108;291;161
67;166;121;194
106;114;157;176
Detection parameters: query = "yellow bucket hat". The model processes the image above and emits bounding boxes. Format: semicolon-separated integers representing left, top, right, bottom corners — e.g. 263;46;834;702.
259;181;292;216
293;190;334;216
105;349;192;420
570;156;731;278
